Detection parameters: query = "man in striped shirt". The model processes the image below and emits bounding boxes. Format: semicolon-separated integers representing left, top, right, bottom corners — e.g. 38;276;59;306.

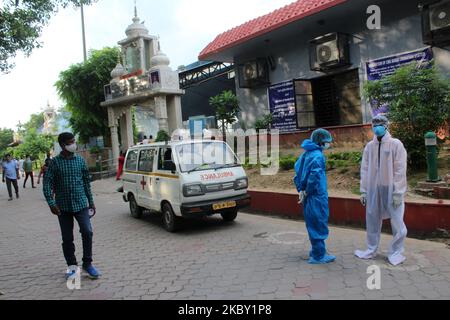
43;132;100;280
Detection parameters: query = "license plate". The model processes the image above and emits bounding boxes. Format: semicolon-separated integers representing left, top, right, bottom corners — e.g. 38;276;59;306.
212;201;236;211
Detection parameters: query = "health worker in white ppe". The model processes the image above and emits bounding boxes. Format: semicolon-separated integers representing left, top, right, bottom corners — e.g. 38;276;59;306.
355;115;408;266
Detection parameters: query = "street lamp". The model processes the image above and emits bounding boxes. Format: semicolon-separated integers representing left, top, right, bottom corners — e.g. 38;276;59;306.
81;3;87;62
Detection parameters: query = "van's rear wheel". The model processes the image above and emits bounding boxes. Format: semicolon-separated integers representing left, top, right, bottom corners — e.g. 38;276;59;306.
162;203;180;232
221;208;238;222
129;195;143;219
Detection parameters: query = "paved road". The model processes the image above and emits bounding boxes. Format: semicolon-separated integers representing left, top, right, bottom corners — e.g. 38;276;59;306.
1;178;450;300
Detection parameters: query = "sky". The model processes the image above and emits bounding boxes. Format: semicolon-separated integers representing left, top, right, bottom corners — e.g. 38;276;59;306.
0;0;294;130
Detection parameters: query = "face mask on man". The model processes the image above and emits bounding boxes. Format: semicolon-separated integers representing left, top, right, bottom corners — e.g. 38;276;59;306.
373;125;386;137
65;143;77;153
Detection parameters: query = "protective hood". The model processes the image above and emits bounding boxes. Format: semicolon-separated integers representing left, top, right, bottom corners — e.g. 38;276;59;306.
301;139;322;152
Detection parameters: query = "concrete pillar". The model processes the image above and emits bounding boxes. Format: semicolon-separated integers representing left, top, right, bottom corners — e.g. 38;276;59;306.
119;108;134;151
125;108;134;149
155;96;169;133
108;106;120;168
167;95;183;132
111;126;120;168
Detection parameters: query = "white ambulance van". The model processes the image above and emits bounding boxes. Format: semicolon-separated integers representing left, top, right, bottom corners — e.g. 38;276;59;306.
122;140;251;232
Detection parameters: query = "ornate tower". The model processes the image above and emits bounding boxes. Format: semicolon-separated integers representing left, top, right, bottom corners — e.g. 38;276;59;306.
117;5;157;74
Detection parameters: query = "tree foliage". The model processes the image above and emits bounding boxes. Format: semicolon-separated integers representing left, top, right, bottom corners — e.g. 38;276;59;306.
364;63;450;169
155;130;170;143
22;112;44;133
0;0;96;73
0;128;14;154
4;129;54;167
209;90;240;140
254;113;273;131
55;47;120;144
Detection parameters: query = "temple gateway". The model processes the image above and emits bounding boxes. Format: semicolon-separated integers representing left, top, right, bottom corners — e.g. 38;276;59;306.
101;6;184;164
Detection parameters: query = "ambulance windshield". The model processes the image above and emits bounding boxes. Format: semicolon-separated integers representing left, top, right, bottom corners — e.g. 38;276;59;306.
176;141;240;173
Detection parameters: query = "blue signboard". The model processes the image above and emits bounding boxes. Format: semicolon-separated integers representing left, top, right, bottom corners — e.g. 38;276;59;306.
366;47;434;116
366;47;433;81
268;81;297;133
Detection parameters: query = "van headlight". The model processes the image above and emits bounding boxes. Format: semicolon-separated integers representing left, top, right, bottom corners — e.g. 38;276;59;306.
183;184;204;197
235;178;248;190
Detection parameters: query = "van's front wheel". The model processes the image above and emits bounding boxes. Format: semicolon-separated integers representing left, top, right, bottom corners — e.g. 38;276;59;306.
162;203;180;232
129;195;143;219
221;208;238;222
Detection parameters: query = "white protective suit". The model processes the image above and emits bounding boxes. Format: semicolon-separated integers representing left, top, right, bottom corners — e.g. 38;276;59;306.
355;131;408;266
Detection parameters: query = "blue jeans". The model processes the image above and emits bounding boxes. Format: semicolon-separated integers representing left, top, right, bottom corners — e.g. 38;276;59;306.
57;208;93;268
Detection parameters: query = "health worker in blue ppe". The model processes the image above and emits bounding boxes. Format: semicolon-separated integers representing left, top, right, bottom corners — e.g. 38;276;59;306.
294;128;336;265
355;115;408;266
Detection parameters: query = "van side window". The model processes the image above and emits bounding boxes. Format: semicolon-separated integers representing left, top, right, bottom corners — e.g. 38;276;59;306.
125;150;138;171
158;148;175;172
138;149;155;172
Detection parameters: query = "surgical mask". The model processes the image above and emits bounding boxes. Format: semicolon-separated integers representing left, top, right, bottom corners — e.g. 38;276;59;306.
373;126;386;137
65;143;77;153
323;143;331;150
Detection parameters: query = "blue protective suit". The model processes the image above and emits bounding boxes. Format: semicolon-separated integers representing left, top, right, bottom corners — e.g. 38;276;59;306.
294;139;330;262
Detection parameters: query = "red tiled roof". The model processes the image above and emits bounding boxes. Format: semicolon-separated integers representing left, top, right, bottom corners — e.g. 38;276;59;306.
199;0;347;60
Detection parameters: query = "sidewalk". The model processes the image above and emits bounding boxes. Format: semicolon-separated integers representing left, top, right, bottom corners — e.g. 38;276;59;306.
0;178;449;300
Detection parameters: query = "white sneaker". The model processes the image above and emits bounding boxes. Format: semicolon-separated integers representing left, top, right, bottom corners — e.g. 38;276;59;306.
354;249;377;259
65;265;79;280
388;253;406;266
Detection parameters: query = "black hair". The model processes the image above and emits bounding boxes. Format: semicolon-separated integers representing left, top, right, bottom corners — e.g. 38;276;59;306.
150;135;153;139
58;132;75;146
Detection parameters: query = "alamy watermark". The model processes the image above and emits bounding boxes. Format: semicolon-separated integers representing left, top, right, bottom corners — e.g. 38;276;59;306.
171;126;280;176
367;5;381;30
366;265;381;290
66;266;81;290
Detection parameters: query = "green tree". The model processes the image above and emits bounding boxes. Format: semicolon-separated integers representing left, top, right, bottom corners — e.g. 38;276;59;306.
0;0;96;73
22;112;44;133
55;47;120;144
155;130;170;143
254;113;273;132
364;63;450;169
0;128;14;154
209;90;240;140
10;128;54;168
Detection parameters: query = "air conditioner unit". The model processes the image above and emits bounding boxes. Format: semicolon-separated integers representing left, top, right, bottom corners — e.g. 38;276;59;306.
422;0;450;49
310;32;351;72
238;58;269;88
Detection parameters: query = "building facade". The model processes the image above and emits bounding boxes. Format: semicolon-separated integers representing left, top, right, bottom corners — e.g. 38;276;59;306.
199;0;450;134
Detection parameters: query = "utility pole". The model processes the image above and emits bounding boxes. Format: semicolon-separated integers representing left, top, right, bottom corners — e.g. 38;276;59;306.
81;3;87;62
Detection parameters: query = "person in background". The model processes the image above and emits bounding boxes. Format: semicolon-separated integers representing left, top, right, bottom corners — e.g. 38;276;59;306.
2;154;20;201
141;135;149;145
37;158;52;185
23;155;35;188
355;115;408;266
116;151;126;181
18;158;25;178
43;132;100;280
294;129;336;265
148;135;155;143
